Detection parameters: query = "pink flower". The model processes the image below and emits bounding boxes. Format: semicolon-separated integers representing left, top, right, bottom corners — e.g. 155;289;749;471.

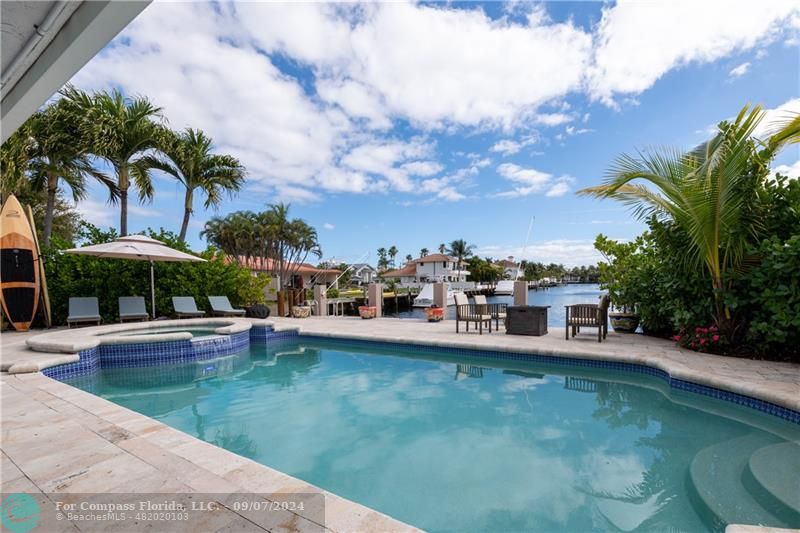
712;335;720;342
695;327;702;333
699;338;706;345
673;335;682;342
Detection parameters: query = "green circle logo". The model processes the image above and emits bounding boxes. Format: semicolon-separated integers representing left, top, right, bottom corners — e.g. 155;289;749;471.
1;493;40;533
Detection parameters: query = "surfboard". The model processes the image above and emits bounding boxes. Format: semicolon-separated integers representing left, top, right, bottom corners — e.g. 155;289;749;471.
0;195;40;331
26;205;51;327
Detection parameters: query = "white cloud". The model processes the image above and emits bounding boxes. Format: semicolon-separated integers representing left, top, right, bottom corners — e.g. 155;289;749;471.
753;97;800;140
495;163;576;198
323;222;335;230
475;240;602;266
490;134;540;156
728;61;750;78
588;0;800;104
772;159;800;180
73;199;114;227
244;1;593;130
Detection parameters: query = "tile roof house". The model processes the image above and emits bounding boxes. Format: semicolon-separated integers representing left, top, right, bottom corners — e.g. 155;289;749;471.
382;254;469;283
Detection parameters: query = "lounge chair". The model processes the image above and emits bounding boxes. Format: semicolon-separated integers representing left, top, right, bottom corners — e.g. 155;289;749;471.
474;294;506;330
67;297;102;327
119;296;149;323
565;294;610;342
454;293;493;334
172;296;206;319
208;296;246;317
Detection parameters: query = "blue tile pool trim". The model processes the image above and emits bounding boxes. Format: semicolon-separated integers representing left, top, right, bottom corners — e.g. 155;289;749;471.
44;330;256;380
294;333;800;425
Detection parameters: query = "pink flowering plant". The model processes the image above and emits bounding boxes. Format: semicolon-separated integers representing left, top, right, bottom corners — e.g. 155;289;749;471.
673;326;726;353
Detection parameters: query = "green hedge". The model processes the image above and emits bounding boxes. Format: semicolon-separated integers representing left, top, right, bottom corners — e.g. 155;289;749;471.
42;226;269;325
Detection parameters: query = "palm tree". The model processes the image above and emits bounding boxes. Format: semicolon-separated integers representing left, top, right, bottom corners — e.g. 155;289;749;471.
61;86;164;236
438;243;446;254
27;101;118;245
405;254;413;264
388;245;398;268
420;247;429;257
447;239;475;273
578;104;798;332
142;128;245;242
376;247;388;271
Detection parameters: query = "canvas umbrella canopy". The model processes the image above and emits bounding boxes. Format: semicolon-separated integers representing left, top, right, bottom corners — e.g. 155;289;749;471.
65;235;206;319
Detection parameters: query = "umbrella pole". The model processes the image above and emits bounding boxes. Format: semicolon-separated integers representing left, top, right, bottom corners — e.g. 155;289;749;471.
150;260;156;320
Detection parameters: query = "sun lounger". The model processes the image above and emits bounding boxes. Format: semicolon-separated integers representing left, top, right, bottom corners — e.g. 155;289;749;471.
208;296;246;317
67;297;102;327
119;296;149;322
172;296;206;318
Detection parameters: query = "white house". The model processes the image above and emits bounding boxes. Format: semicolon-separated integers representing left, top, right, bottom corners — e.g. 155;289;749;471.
382;254;469;283
349;263;378;286
496;257;522;280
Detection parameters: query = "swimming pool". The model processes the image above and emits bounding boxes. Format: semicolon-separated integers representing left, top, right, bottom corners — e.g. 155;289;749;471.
62;338;800;532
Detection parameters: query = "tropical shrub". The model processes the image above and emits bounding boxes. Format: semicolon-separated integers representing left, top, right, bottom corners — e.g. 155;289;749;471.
43;224;269;325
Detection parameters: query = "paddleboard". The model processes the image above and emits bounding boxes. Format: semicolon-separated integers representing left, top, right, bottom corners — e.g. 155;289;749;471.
26;205;51;327
0;195;40;331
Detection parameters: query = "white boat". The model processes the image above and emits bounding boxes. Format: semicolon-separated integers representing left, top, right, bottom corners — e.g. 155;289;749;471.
494;279;515;295
412;283;461;307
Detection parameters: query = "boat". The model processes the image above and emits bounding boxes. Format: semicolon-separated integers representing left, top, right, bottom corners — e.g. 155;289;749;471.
0;195;40;331
412;283;462;307
494;279;515;296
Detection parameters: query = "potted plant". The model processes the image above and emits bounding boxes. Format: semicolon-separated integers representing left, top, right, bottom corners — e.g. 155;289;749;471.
595;235;641;333
358;305;377;319
292;306;311;318
424;305;444;322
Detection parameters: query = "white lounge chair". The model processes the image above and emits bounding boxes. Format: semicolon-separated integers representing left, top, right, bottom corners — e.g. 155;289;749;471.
208;296;246;317
172;296;206;319
118;296;149;322
67;297;102;327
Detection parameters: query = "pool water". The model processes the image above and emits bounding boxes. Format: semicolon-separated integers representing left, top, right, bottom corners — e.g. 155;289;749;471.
63;339;800;532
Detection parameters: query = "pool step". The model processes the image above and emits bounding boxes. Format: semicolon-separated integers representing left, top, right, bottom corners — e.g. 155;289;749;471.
745;442;800;525
689;434;794;530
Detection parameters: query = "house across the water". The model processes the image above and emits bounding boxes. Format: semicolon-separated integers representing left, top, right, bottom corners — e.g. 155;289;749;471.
381;254;469;284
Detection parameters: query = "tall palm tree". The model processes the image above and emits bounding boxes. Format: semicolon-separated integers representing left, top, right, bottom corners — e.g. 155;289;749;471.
376;247;388;271
388;245;398;268
438;243;446;254
142;128;245;242
578;104;798;331
420;247;429;257
61;86;164;236
405;254;413;264
447;239;475;273
28;101;117;245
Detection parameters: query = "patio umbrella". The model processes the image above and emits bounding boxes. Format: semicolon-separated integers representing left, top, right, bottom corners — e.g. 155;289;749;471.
65;235;206;319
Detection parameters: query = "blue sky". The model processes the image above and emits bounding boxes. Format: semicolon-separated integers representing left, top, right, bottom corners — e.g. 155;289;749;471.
69;0;800;266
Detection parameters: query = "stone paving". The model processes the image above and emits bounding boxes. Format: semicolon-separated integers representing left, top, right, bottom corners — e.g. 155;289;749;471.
1;317;798;533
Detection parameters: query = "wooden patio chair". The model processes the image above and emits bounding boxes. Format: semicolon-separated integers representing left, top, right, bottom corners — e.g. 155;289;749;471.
455;293;493;334
565;294;610;342
474;294;506;330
